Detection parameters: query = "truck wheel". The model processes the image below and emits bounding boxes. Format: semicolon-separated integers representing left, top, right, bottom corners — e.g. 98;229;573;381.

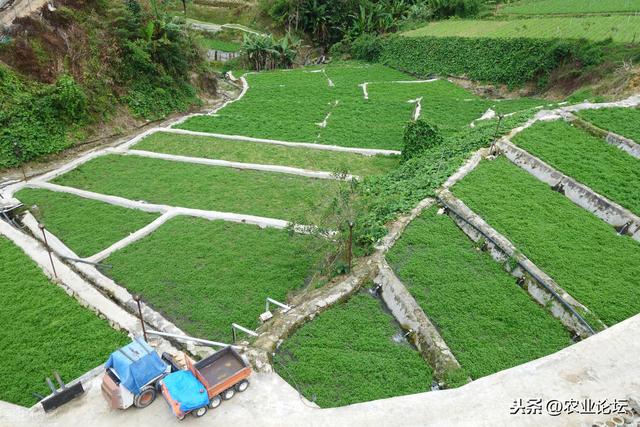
222;387;235;400
208;395;222;409
235;380;249;392
134;386;156;408
192;406;208;418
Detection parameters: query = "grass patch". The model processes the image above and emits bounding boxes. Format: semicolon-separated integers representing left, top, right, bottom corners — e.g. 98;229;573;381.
387;206;572;379
499;0;640;15
453;157;640;326
177;62;552;150
53;154;340;221
105;217;326;341
402;16;640;43
0;237;128;407
576;107;640;143
15;188;160;258
512;120;640;214
134;132;400;176
274;291;432;408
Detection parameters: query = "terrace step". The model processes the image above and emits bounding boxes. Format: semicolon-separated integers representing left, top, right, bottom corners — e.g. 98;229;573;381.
496;139;640;242
437;189;602;338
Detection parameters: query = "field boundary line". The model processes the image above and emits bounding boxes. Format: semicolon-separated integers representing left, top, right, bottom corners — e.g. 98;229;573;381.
86;211;178;263
160;128;401;156
496;139;640;241
110;148;360;181
437;189;601;338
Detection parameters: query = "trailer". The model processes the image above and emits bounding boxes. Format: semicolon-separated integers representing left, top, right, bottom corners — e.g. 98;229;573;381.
158;347;252;419
101;339;171;410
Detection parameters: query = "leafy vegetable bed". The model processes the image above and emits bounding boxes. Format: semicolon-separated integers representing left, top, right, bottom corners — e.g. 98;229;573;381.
105;217;326;341
178;68;333;142
0;237;128;407
274;292;432;408
177;62;550;150
576;107;640;143
53;154;340;221
134;132;399;176
402;16;640;43
387;206;571;380
499;0;640;15
15;188;160;258
511;120;640;215
453;157;640;326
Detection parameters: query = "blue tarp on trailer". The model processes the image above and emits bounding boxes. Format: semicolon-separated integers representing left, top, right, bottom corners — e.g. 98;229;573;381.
163;370;209;412
105;339;167;395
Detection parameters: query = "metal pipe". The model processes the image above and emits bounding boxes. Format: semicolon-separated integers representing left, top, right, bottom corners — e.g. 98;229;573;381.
439;197;596;336
61;256;112;268
266;297;292;312
147;330;242;349
231;323;258;337
38;224;57;278
132;295;148;342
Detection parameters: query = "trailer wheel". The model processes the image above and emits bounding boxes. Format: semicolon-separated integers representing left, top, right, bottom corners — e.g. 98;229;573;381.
192;406;208;418
235;380;249;392
208;395;222;409
222;387;235;400
134;386;156;408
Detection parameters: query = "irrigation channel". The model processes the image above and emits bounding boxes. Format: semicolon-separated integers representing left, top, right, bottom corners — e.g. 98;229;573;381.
1;67;639;418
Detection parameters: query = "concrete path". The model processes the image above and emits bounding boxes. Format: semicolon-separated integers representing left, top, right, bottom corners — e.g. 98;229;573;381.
3;313;639;426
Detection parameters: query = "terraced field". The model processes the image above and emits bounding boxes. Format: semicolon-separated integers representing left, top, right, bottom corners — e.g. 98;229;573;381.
274;291;432;408
0;237;128;406
177;63;551;149
133;132;400;176
511;120;640;214
104;217;327;341
453;157;640;326
7;58;636;414
387;206;572;380
52;154;340;221
402;15;640;43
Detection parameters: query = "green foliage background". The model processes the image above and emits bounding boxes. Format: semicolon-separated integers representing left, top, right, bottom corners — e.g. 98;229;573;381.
0;0;206;169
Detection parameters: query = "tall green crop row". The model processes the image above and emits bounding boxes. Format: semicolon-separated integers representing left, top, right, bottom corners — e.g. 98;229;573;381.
378;36;604;87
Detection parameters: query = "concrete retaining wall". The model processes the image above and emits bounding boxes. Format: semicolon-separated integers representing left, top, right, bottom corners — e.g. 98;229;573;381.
437;189;601;338
496;139;640;241
375;259;461;382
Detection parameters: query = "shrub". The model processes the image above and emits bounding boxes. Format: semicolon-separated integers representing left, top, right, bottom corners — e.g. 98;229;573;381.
51;75;88;124
351;33;383;62
402;119;443;162
0;68;86;168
